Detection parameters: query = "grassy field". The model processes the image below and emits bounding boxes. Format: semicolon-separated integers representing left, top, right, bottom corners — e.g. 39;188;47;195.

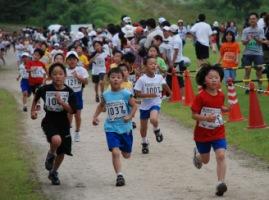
0;89;46;200
162;40;269;162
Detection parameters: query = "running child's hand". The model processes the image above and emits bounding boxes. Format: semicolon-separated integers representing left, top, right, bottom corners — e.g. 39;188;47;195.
221;105;230;112
55;92;63;105
92;117;99;126
123;115;132;122
31;110;37;120
205;114;216;122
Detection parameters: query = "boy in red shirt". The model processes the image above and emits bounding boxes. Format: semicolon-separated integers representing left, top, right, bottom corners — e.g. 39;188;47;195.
26;48;47;94
191;64;229;197
218;30;240;83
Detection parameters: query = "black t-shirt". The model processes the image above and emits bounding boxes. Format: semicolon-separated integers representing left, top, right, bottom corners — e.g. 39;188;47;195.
263;26;269;51
34;84;77;121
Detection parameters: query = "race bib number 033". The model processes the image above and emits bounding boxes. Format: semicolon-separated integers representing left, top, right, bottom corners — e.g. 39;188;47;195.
45;91;69;112
198;107;224;129
106;100;128;121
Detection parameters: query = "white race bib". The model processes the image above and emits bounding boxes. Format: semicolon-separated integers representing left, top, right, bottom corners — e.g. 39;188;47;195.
198;107;224;129
65;76;82;92
145;83;162;98
45;91;69;112
31;67;44;78
106;100;128;121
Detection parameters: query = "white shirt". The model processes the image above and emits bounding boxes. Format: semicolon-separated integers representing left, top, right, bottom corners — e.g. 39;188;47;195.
160;37;172;63
65;66;89;92
91;52;107;75
190;22;213;46
258;18;265;29
170;34;183;63
134;74;166;110
144;27;164;49
18;63;29;79
112;33;121;51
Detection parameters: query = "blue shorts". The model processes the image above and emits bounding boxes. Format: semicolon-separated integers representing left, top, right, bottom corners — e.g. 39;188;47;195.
196;139;227;154
75;91;83;110
242;55;264;67
20;78;31;93
140;106;160;119
105;131;133;153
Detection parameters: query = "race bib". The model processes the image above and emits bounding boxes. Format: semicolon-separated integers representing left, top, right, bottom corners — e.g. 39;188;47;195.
198;107;224;129
65;76;82;92
106;100;128;121
145;83;162;97
96;57;105;67
129;74;136;84
31;67;44;78
223;52;236;63
45;91;69;112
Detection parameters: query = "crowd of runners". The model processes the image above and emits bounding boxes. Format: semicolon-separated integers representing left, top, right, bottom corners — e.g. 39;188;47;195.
1;11;269;197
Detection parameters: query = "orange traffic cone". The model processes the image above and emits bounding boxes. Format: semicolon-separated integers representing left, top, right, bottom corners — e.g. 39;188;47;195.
248;82;267;129
169;70;182;102
227;78;244;122
183;70;195;106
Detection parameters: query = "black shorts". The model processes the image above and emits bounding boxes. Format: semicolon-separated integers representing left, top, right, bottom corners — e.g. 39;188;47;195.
166;61;185;88
30;84;42;95
195;41;209;59
92;73;105;84
41;117;72;156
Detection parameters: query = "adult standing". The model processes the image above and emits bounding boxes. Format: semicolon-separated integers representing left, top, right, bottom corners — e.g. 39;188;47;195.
241;12;266;93
190;14;213;67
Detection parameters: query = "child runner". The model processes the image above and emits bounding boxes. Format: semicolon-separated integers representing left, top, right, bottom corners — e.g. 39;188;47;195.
31;63;77;185
53;53;65;64
90;40;107;102
191;64;228;196
147;45;168;75
26;48;47;109
134;56;172;154
16;52;31;111
218;30;240;83
110;50;123;69
92;67;137;186
65;51;89;142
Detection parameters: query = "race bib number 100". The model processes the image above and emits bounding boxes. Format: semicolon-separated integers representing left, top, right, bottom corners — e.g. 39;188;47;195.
106;100;128;121
198;107;224;129
45;91;69;112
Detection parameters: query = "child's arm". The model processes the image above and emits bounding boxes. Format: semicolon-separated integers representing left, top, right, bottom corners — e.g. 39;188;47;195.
123;97;137;122
55;92;74;114
192;112;216;122
73;71;89;85
16;74;21;81
92;101;105;125
134;90;157;98
31;95;40;120
162;83;172;97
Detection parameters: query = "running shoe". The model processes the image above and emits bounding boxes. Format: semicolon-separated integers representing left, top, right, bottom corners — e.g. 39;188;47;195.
116;174;125;187
215;182;227;196
193;147;202;169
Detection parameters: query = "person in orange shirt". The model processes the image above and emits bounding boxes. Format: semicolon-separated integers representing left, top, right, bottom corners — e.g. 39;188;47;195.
75;45;90;70
218;31;240;83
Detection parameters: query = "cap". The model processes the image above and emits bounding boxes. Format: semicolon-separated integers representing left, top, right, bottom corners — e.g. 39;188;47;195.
123;16;132;24
213;21;219;27
158;17;166;24
135;26;144;34
54;43;60;47
162;26;171;32
177;19;184;23
170;24;178;33
66;51;79;60
21;52;30;57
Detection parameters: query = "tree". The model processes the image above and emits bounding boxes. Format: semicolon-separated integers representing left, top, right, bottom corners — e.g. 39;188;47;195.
224;0;262;17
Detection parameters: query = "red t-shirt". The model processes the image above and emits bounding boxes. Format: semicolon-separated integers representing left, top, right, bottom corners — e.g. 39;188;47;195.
26;60;46;86
220;42;240;68
191;90;226;142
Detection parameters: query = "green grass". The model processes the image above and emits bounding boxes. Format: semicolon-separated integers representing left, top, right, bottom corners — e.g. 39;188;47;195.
162;40;269;162
0;89;46;200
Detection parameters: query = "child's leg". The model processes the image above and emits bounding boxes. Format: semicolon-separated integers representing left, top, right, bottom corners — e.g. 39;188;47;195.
74;110;81;132
149;110;159;130
255;66;263;89
53;154;65;172
68;113;73;127
215;149;226;182
198;153;210;164
140;119;148;142
99;80;104;94
94;82;99;97
121;152;131;159
111;148;122;174
50;135;62;154
22;91;28;106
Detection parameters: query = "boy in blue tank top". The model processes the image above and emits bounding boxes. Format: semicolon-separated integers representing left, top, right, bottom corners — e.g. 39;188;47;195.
92;67;137;187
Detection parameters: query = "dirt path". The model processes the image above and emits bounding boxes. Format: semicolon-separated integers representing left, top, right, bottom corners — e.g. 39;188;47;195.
1;50;269;200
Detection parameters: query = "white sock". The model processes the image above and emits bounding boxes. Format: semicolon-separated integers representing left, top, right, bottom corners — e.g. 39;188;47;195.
142;137;148;144
153;127;160;131
117;172;123;176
